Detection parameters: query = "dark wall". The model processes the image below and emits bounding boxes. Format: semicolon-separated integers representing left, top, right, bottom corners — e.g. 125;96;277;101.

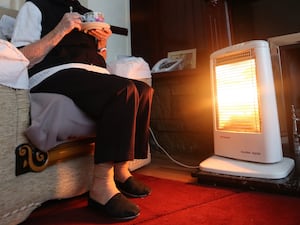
131;0;300;66
229;0;300;43
130;0;229;69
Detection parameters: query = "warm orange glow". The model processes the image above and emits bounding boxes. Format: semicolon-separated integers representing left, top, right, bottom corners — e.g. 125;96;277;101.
215;59;261;133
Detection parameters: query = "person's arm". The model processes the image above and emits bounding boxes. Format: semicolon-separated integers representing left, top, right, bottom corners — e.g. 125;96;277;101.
20;13;82;68
11;2;82;68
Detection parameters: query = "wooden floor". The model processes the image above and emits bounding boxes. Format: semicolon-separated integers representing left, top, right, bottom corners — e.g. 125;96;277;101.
135;149;200;183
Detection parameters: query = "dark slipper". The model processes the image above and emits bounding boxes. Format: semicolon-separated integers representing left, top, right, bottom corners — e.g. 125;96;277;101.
115;176;151;198
88;193;140;220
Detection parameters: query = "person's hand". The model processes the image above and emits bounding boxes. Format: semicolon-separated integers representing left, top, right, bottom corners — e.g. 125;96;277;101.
87;27;112;48
54;12;83;36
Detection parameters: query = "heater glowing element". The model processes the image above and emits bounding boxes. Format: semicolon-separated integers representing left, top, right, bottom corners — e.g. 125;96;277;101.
215;58;261;133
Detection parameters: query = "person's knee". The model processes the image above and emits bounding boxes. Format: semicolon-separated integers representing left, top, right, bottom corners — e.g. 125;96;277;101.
135;80;154;98
142;84;154;102
125;80;139;102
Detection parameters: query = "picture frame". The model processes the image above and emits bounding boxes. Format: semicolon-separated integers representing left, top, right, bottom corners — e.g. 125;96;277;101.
168;48;197;69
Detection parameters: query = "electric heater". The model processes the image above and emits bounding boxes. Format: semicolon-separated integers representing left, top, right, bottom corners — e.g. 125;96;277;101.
199;40;294;179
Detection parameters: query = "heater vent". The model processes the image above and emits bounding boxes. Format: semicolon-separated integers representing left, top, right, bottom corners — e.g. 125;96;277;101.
213;48;261;133
215;49;254;66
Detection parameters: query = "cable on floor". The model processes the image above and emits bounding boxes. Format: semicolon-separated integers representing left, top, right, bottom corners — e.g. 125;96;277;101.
149;127;199;169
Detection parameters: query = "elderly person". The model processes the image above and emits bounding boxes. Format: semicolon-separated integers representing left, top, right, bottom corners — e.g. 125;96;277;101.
11;0;153;220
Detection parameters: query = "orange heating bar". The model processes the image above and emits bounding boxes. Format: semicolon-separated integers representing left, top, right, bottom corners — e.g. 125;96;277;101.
214;59;261;133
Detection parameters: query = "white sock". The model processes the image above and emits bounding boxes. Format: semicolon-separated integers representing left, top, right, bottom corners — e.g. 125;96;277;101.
90;162;120;205
114;161;132;183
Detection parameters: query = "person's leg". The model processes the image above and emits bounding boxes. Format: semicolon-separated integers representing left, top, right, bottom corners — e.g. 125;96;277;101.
31;70;152;218
131;79;154;159
113;80;153;197
31;70;139;162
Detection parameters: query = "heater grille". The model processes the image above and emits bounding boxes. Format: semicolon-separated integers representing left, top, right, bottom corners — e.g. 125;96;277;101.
215;49;254;66
213;48;261;133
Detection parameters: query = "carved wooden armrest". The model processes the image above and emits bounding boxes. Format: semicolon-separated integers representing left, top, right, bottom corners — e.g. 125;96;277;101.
15;137;95;176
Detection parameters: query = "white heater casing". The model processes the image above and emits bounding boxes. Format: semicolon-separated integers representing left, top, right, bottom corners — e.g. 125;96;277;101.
210;40;282;163
210;40;283;163
200;40;295;179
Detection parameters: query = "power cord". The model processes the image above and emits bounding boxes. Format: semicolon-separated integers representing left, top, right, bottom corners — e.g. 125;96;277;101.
149;127;199;169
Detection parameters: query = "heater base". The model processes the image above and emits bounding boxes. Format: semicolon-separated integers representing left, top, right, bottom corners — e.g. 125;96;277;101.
192;166;300;196
192;155;300;196
199;155;295;179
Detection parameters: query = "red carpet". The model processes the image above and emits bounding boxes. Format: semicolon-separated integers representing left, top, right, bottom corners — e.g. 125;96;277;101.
20;174;300;225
